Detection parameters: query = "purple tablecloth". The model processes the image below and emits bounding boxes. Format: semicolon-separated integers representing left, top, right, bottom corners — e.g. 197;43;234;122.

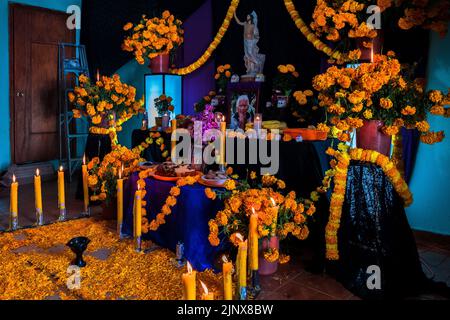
122;172;227;271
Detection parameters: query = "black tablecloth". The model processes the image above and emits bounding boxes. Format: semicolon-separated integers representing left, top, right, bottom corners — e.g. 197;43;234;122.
335;162;425;299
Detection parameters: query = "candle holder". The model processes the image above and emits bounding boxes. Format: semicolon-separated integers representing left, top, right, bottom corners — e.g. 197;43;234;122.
82;207;91;217
218;164;226;173
171;242;186;268
58;208;67;222
36;208;44;226
117;222;123;239
162;113;170;130
248;271;261;299
214;112;223;124
9;214;19;231
66;236;90;267
254;113;263;129
239;286;247;301
135;236;142;253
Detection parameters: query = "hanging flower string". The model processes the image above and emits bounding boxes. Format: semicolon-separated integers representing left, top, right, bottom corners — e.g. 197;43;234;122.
131;129;172;161
170;0;240;75
136;170;200;233
283;0;346;63
325;145;413;260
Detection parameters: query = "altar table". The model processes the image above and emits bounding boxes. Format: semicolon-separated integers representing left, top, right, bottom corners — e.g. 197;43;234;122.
131;129;335;270
122;172;228;271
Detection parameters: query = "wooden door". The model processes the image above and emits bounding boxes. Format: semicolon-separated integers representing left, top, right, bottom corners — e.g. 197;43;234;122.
10;4;75;164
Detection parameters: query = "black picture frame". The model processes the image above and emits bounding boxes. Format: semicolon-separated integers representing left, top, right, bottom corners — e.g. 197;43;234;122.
226;81;263;130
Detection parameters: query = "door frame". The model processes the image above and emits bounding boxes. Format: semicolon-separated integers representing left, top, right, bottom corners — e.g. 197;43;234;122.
8;3;73;164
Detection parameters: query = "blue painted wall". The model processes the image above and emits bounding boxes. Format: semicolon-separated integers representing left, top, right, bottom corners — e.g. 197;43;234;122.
0;0;81;172
115;60;148;148
407;31;450;235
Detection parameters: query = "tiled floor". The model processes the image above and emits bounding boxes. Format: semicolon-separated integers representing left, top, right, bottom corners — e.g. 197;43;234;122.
0;179;449;300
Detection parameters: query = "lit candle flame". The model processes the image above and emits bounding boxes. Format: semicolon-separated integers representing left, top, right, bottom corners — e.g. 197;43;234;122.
187;261;193;274
12;174;16;183
96;69;100;82
270;197;276;207
36;169;40;177
251;207;256;215
236;233;244;242
370;44;374;63
59;166;64;172
119;168;122;180
200;281;209;295
222;115;225;122
222;255;228;263
83;154;86;165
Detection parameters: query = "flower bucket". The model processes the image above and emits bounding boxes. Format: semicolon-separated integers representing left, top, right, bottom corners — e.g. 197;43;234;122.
258;236;279;276
356;120;392;156
150;54;169;73
155;116;163;127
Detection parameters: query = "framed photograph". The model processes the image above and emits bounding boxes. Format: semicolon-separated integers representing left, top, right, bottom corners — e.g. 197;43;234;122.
226;82;262;130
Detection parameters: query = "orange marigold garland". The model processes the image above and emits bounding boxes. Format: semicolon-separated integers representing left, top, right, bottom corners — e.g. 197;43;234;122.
171;0;240;75
283;0;346;63
131;130;172;161
205;174;322;263
325;145;413;260
137;174;200;233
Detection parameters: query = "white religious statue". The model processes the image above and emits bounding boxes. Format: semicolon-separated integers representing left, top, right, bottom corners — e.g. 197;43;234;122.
234;11;266;76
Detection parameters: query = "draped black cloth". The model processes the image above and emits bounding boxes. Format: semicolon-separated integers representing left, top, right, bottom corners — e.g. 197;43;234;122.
335;162;425;299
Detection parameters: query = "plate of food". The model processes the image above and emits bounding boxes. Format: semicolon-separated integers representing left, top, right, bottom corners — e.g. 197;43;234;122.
152;162;200;182
198;170;229;188
139;161;156;170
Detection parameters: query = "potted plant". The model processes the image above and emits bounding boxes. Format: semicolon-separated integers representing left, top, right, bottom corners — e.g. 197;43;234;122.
272;64;299;108
309;0;449;64
154;94;175;126
215;64;233;94
86;145;144;219
206;172;316;275
69;74;145;138
122;10;184;73
313;51;450;155
194;91;217;113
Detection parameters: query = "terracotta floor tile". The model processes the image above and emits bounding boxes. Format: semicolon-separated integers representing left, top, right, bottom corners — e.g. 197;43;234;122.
275;282;335;300
292;272;352;299
256;290;286;300
259;265;303;292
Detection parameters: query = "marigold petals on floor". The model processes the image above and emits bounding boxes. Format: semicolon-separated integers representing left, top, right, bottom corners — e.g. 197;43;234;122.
0;219;222;300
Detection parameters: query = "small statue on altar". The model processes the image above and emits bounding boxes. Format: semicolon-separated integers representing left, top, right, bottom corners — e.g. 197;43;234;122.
234;11;266;76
